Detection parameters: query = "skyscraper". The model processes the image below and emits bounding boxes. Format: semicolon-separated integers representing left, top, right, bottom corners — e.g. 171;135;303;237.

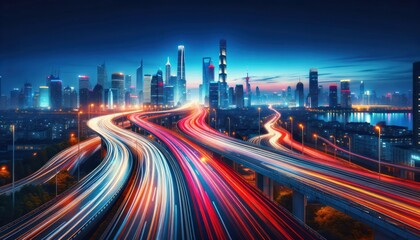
235;84;244;108
255;86;261;105
79;75;90;110
143;74;152;103
151;70;164;107
92;84;104;107
111;73;125;107
136;60;144;104
125;75;132;90
202;57;212;105
295;82;304;107
164;86;174;107
177;79;186;104
360;81;365;104
245;73;252;107
23;82;33;108
413;62;420;148
165;57;171;85
177;45;186;104
329;84;338;107
50;78;62;110
209;81;219;109
308;68;318;108
219;39;229;108
228;87;235;106
63;86;73;109
340;79;351;108
286;86;292;102
39;86;50;109
97;63;107;88
107;89;114;109
10;88;20;109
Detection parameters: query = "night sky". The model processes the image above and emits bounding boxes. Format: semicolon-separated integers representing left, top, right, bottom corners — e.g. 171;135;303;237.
1;0;420;96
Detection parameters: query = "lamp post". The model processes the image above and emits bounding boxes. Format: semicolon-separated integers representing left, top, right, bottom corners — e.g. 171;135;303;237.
313;134;318;149
330;135;336;159
322;143;327;153
89;103;94;119
258;107;261;142
227;117;231;136
11;124;15;212
289;117;293;151
299;123;304;154
344;135;351;163
375;126;381;178
77;111;82;182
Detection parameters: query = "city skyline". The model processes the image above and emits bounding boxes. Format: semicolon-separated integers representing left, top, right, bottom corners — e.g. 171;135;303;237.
1;0;420;96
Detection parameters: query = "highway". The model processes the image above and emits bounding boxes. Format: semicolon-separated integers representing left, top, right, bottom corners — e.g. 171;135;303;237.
252;106;420;174
129;107;321;239
0;137;101;195
100;111;195;239
178;104;420;239
0;113;132;239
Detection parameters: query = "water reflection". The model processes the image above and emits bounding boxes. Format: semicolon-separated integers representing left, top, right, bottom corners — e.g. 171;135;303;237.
317;112;412;130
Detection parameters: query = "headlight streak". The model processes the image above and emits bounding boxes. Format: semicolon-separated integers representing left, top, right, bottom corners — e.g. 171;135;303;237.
129;106;321;239
99;110;195;239
0;137;101;196
0;113;133;239
177;104;420;237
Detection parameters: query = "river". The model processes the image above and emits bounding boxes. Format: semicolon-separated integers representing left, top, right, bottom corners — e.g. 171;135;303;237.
315;112;413;130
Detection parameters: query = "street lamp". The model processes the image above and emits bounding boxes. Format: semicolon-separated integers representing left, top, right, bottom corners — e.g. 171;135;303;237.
299;123;304;154
77;111;83;182
258;107;261;142
89;103;94;119
375;126;381;178
330;135;336;159
322;143;327;153
313;134;318;149
11;124;15;212
289;116;293;151
344;135;351;163
227;117;231;137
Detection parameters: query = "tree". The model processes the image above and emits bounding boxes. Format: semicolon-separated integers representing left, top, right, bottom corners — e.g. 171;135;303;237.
315;206;373;240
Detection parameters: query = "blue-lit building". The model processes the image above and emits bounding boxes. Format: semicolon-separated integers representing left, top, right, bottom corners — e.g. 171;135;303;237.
209;81;219;109
151;70;164;107
329;84;338;107
177;45;186;104
308;68;318;108
136;60;143;104
202;57;214;105
219;39;229;108
296;82;304;107
164;86;174;107
49;78;62;110
235;84;244;108
23;82;33;109
111;73;125;107
39;86;49;109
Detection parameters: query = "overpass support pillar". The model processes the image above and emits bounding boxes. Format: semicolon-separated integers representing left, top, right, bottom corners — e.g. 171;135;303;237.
292;190;307;222
256;173;273;201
